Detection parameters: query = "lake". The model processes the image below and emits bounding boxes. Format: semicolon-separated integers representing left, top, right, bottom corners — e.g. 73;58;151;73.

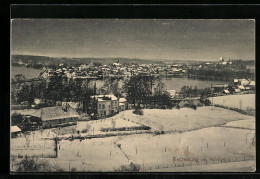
11;66;44;79
11;66;227;92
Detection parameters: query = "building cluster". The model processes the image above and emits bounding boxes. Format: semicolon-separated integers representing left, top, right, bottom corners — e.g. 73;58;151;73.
39;60;188;80
11;94;129;137
211;78;255;95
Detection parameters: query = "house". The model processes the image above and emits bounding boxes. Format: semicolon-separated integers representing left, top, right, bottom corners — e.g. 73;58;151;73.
235;79;250;86
119;98;128;111
223;90;230;94
89;95;119;118
41;105;80;126
11;126;22;138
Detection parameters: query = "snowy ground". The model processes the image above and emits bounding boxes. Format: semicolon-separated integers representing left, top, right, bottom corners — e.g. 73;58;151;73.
120;106;254;132
209;94;255;110
223;119;255;130
117;127;255;172
47;136;130;171
11;106;255;172
75;116;142;135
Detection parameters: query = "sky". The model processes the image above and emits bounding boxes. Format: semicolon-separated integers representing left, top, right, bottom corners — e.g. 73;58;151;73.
11;19;255;61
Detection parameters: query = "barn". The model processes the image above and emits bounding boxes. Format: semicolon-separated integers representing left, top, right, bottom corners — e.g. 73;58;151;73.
41;105;80;127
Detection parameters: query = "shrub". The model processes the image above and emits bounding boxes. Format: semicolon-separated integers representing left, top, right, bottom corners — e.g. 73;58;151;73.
114;162;141;172
133;108;144;116
71;167;77;172
154;130;164;135
191;104;197;110
202;99;211;106
17;156;51;172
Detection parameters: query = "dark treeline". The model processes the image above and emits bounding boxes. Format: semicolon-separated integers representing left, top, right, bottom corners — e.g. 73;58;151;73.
122;74;172;108
187;62;253;81
11;54;163;67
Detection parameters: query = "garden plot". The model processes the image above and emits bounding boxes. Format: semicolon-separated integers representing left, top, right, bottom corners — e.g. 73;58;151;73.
51;136;129;171
117;127;255;172
209;94;255;111
121;106;254;132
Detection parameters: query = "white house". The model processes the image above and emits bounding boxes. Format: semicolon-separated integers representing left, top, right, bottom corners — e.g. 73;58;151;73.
90;95;119;118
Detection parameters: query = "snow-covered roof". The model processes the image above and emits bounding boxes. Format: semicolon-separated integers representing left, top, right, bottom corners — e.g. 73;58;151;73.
41;106;80;121
119;98;127;102
11;109;41;118
11;126;21;133
223;90;230;94
238;85;245;90
249;81;255;86
91;95;118;101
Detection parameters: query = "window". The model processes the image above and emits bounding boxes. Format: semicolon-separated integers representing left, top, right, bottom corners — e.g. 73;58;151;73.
99;104;101;109
102;104;105;109
109;105;110;108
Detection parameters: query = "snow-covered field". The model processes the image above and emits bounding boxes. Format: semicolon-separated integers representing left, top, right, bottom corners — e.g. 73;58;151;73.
76;117;142;135
48;136;130;171
223;119;255;130
11;137;55;157
120;107;254;132
11;106;255;172
116;127;255;171
209;94;255;110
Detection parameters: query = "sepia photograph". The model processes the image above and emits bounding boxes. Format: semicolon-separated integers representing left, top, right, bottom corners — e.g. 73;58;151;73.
10;19;255;172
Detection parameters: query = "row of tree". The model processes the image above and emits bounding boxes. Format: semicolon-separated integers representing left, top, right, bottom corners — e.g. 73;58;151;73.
12;73;173;110
122;75;172;107
180;86;212;98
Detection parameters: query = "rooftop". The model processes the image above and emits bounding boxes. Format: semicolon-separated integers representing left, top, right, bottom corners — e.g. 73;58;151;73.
11;126;21;133
41;106;80;121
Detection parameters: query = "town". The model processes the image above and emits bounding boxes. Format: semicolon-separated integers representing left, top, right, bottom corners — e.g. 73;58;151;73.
11;56;255;172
